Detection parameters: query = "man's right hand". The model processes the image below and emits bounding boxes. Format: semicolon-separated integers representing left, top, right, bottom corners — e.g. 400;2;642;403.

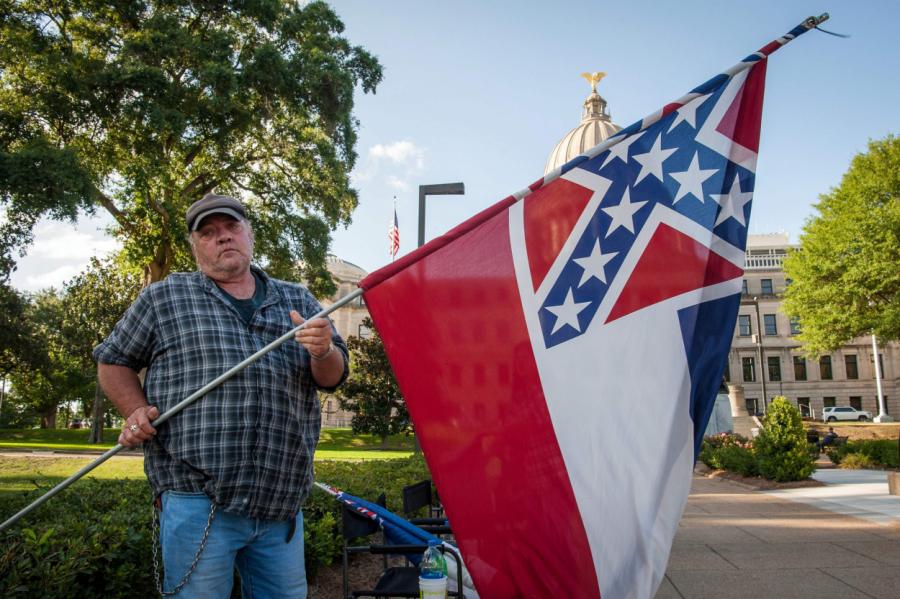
119;405;160;448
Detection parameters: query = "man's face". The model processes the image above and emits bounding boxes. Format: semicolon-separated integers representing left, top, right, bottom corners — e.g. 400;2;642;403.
191;214;254;280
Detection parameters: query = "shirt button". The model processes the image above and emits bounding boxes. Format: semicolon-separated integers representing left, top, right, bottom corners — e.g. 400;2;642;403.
242;497;249;504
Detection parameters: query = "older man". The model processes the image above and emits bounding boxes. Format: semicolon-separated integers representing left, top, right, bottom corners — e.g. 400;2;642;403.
94;193;348;598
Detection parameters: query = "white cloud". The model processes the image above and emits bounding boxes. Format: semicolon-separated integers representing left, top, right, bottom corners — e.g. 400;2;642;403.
386;176;409;191
19;265;84;291
369;140;426;170
352;139;426;190
28;222;120;259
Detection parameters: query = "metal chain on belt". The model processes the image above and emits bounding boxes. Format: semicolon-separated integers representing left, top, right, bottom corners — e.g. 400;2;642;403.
152;500;217;596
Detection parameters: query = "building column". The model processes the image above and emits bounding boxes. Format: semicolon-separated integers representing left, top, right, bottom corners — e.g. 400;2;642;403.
727;384;749;417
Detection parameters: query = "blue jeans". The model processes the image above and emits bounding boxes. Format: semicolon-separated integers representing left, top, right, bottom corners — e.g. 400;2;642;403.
159;491;307;598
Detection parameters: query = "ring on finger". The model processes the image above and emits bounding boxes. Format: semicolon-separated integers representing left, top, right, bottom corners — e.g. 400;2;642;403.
129;423;139;433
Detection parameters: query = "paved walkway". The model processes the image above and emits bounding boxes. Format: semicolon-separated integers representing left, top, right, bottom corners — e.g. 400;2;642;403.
658;472;900;599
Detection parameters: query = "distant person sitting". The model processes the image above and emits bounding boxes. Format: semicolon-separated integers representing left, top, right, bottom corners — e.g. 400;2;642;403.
818;427;838;450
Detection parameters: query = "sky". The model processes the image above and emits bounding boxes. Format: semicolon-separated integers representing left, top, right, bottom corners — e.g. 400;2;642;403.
9;0;900;291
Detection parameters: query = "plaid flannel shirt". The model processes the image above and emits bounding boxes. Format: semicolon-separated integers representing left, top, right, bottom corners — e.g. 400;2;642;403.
93;266;348;521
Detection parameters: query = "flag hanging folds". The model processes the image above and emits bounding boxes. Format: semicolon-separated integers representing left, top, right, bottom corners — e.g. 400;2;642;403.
389;207;400;257
360;20;818;599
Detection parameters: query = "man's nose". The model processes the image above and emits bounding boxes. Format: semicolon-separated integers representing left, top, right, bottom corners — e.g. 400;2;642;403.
216;228;232;242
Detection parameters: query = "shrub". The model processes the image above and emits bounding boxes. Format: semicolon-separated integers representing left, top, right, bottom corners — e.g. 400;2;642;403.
839;453;874;470
753;397;815;482
699;433;755;475
828;439;899;468
0;455;431;597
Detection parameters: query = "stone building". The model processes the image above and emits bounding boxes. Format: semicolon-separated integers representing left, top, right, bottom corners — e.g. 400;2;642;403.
317;255;370;428
726;233;898;420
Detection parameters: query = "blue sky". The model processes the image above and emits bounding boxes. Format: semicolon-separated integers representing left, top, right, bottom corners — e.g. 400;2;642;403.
10;0;900;290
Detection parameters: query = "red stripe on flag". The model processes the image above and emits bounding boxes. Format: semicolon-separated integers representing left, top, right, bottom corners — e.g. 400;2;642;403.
606;223;743;322
363;209;601;599
524;179;593;291
661;102;682;117
716;61;767;153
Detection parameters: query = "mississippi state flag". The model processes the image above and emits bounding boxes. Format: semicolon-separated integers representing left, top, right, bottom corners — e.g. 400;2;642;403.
360;23;812;598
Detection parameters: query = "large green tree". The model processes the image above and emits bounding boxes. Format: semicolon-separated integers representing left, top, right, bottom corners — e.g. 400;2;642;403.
0;0;381;291
782;134;900;355
337;318;410;446
61;257;142;441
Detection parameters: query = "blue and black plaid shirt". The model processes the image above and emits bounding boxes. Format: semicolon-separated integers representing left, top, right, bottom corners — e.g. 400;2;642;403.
93;266;348;521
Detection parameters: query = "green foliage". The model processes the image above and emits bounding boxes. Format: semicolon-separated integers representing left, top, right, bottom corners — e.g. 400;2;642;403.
783;134;900;354
0;456;430;596
699;433;758;476
0;1;382;289
838;452;874;470
754;397;816;482
337;318;411;443
828;439;899;468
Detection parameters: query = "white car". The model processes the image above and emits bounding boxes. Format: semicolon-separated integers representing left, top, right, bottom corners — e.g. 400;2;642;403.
822;406;872;422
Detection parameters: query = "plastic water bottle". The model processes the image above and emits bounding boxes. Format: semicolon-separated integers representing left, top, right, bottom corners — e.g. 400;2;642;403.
419;539;448;597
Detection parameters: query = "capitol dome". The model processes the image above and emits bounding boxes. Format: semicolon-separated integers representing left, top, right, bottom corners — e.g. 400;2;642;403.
544;73;622;175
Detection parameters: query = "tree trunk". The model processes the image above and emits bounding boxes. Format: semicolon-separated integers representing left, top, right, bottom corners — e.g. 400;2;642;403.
89;383;104;444
144;244;174;286
41;407;57;429
380;435;388;449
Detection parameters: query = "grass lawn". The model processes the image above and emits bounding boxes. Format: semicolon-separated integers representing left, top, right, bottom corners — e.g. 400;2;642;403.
0;427;415;497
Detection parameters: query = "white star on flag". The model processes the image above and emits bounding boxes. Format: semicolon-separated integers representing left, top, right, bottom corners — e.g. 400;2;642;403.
573;240;618;286
712;175;754;227
599;131;645;169
667;94;709;133
670;152;718;204
632;134;677;185
602;187;647;237
545;288;592;334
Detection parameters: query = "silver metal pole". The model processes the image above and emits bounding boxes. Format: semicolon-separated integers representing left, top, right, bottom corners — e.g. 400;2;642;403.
0;287;364;533
871;334;892;422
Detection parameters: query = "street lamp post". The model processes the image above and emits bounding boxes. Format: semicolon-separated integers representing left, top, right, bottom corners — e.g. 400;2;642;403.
413;183;465;453
872;334;893;422
752;296;768;413
418;183;465;248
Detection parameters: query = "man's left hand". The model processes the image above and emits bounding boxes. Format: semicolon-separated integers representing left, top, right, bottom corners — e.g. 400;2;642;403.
290;311;333;359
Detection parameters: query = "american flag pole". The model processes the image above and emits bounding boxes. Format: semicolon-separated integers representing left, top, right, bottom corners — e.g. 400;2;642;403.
389;196;400;262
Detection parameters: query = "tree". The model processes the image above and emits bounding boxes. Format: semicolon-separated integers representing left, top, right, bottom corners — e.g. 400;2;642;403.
0;1;382;292
782;134;900;355
753;396;815;482
337;318;410;446
5;290;93;428
61;257;142;442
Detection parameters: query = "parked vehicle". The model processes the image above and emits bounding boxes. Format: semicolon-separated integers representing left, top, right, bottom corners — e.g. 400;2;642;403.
68;418;87;429
822;406;872;422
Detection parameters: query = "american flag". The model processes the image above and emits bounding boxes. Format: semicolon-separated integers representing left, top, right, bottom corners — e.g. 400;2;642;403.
388;206;400;258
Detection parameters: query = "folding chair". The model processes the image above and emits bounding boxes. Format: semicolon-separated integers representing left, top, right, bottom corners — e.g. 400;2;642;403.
341;501;463;598
401;480;451;535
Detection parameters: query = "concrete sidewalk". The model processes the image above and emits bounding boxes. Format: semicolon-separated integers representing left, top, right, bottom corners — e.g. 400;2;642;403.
657;473;900;599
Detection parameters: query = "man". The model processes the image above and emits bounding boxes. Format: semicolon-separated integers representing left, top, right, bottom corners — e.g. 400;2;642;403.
818;426;839;450
94;193;348;598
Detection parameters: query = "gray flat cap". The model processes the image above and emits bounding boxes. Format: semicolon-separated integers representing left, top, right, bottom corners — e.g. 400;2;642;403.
186;193;247;231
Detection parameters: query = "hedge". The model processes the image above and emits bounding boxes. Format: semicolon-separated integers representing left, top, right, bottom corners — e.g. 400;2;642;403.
827;439;900;469
0;455;430;597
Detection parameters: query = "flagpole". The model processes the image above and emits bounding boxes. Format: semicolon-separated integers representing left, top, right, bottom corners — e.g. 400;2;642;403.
519;14;830;202
0;288;364;534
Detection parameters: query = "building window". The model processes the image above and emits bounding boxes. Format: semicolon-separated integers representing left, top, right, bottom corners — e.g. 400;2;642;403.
742;357;756;382
819;355;833;380
793;356;807;381
767;356;781;382
738;315;752;336
789;317;801;336
849;396;862;411
798;397;811;418
746;398;759;415
823;396;836;408
761;278;773;295
763;314;777;335
884;397;890;415
785;277;793;287
845;355;859;380
741;279;748;295
874;353;884;378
